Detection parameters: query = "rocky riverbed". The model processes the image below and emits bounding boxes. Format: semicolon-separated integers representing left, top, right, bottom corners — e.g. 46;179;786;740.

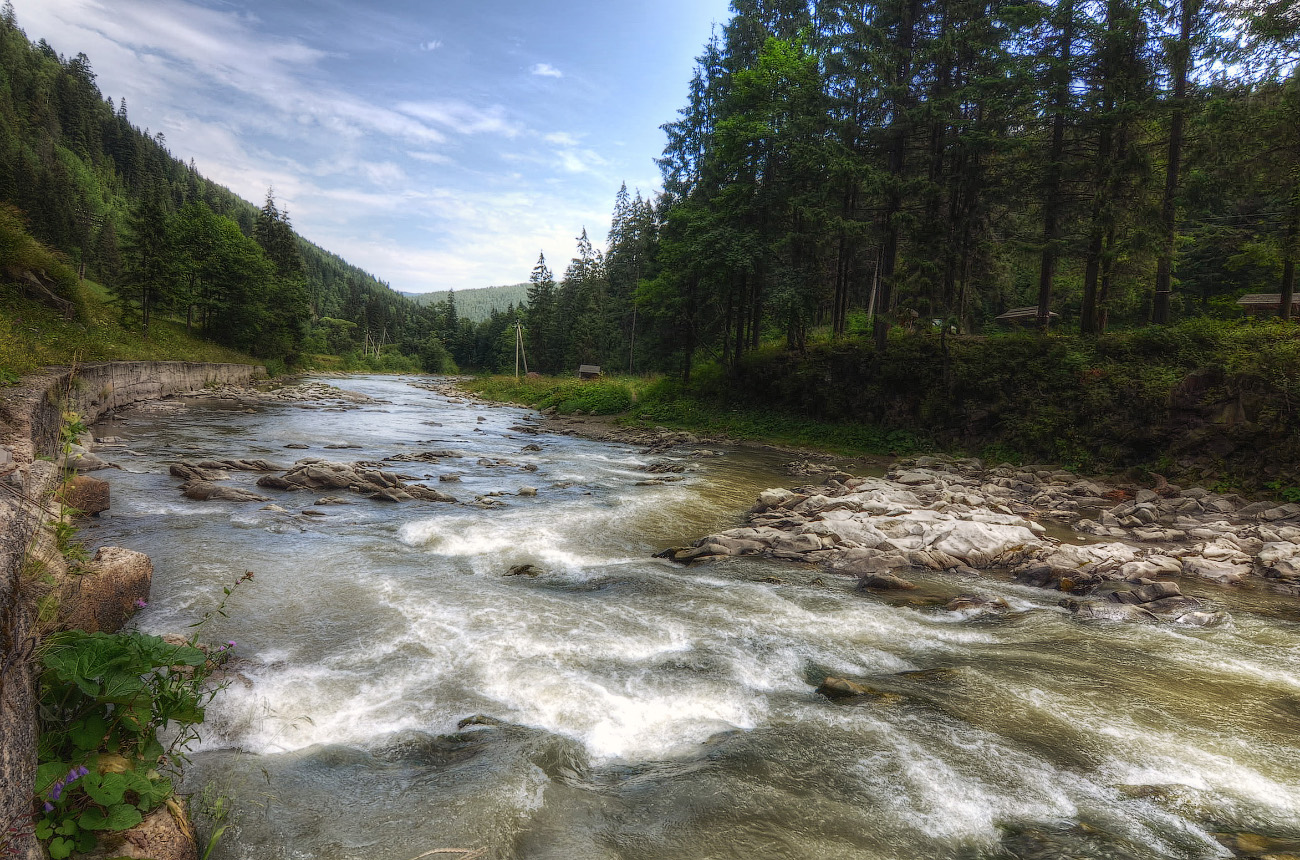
668;454;1300;632
81;374;1300;860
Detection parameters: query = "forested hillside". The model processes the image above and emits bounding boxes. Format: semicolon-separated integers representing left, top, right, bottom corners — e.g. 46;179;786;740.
0;5;447;370
406;284;530;322
510;0;1299;382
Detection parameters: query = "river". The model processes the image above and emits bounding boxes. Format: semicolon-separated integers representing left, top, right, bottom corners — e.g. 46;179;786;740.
86;376;1300;860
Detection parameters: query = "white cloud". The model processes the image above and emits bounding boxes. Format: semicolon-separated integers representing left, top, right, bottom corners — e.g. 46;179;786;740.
407;150;453;165
530;62;563;78
557;148;608;175
396;100;519;137
419;40;442;51
543;131;579;146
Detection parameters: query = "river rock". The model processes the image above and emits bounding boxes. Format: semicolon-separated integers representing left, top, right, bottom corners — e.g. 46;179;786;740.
406;485;458;503
506;564;541;577
57;475;110;515
66;444;112;471
1062;598;1157;623
816;677;871;698
170;463;230;482
181;481;270;502
57;546;152;633
517;486;538;497
1132;581;1182;602
83;803;198;860
1181;556;1252;584
945;594;1009;614
857;570;918;591
195;458;284;472
815;677;904;704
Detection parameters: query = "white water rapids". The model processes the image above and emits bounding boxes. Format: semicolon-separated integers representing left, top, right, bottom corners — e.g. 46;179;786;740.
87;376;1300;860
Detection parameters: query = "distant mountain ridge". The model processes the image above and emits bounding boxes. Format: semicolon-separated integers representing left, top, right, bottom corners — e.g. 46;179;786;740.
404;283;530;322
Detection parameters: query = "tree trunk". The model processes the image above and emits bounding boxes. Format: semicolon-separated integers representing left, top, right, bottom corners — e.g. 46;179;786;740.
1037;0;1076;331
874;0;922;353
1154;0;1198;325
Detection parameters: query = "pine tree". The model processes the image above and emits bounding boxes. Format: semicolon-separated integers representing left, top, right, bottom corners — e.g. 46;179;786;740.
525;252;558;372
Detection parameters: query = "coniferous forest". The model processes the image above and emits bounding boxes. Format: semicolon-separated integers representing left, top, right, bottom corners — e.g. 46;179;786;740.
509;0;1300;381
1;0;1298;384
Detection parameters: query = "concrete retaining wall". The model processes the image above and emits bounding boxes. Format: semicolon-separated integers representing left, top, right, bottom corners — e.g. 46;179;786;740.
0;361;263;859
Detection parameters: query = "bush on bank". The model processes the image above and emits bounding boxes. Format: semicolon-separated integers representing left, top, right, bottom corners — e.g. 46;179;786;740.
467;319;1300;489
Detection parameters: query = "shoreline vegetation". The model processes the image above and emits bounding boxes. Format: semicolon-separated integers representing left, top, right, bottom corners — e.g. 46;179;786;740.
458;317;1300;499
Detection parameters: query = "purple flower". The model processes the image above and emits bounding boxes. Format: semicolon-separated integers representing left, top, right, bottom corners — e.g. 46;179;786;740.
226;641;236;649
133;598;148;609
43;802;53;812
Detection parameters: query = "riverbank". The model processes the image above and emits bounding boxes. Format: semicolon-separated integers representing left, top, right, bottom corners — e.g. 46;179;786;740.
460;319;1300;495
0;361;265;860
450;372;1300;618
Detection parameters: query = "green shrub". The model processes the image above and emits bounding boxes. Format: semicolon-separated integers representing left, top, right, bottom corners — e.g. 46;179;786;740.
34;572;253;858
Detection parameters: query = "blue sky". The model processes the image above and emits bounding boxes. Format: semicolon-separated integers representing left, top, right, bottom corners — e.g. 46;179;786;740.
14;0;732;292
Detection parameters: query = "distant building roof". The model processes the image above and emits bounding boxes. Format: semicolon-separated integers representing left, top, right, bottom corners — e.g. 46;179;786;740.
1237;293;1300;306
995;307;1059;323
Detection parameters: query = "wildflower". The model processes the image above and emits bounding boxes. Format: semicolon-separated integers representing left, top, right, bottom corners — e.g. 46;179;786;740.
227;641;236;648
43;802;52;813
45;765;89;805
133;598;148;609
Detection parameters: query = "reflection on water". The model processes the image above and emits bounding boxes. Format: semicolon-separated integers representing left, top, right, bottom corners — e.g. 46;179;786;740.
89;376;1300;860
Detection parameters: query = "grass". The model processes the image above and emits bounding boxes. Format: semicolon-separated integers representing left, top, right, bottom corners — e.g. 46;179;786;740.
462;373;926;457
0;279;260;380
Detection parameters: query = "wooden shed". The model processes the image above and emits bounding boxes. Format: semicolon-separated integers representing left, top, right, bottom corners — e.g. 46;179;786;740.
577;365;602;380
994;307;1059;326
1236;293;1300;316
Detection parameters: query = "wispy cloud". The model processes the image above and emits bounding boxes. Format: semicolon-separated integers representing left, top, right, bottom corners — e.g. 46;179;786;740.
543;131;579;146
396;101;519;137
530;62;563;78
419;39;442;51
407;150;453;165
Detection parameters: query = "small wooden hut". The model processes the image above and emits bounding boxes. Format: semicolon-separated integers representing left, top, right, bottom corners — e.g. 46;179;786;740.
577;365;602;380
1236;294;1300;317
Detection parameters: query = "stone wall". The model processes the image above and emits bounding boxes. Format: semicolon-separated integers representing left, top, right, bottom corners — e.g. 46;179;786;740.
0;361;263;859
2;361;266;464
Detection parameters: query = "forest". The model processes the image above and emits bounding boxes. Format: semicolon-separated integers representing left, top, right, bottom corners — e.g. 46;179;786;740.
2;0;1299;385
511;0;1300;381
0;4;524;374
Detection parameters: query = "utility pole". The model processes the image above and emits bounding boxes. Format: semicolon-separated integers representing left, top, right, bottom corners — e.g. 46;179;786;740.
514;322;528;380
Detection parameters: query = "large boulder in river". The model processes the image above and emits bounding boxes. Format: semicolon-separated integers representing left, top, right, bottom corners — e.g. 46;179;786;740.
57;546;152;633
181;481;270;502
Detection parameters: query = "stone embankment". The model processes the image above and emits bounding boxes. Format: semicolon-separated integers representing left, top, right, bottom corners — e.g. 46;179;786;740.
673;455;1300;628
0;361;262;860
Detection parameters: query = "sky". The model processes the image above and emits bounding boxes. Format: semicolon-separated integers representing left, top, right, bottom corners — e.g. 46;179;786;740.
13;0;733;293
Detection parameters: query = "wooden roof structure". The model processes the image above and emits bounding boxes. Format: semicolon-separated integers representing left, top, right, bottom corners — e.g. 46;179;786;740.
994;307;1059;325
1237;293;1300;314
577;365;602;379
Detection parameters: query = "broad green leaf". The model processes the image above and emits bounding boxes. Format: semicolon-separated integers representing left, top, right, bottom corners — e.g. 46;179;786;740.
34;819;53;840
35;760;69;794
55;819;78;836
140;737;165;763
70;714;109;751
48;835;73;859
82;771;126;806
78;802;142;832
100;672;147;704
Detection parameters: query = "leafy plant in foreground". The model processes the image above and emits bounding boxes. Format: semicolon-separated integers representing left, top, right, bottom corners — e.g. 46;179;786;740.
33;571;253;858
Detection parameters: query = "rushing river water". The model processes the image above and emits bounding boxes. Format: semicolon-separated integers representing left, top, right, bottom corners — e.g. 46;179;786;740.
87;376;1300;860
